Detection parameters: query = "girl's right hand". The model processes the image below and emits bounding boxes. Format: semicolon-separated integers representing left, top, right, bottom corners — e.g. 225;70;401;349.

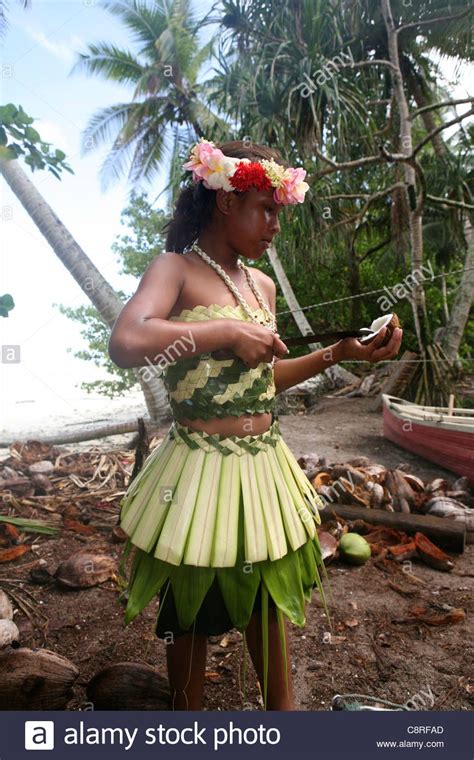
227;320;289;368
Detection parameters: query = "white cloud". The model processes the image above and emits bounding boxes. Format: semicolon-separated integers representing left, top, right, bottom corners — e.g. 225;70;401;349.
22;25;85;64
34;119;74;154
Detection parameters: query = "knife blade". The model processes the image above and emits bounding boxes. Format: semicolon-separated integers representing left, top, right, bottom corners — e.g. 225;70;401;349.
210;329;373;360
282;329;371;347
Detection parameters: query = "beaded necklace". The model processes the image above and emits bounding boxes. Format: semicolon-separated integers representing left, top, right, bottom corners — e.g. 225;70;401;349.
188;241;277;333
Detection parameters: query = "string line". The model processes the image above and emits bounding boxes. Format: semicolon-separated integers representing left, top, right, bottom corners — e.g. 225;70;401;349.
275;266;474;317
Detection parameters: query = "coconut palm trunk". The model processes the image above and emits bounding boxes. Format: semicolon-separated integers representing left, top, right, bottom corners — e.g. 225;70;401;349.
382;0;430;356
267;244;358;388
0;157;169;423
441;215;474;364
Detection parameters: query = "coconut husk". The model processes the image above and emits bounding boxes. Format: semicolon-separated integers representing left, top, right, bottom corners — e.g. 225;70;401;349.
0;619;20;648
331;465;367;486
0;590;13;619
0;545;31;563
403;605;466;627
384;470;415;513
0;647;78;709
54;552;117;589
387;541;417;562
414;532;455;572
87;662;170;710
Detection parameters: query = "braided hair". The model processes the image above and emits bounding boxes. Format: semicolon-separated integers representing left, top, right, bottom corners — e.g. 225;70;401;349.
163;140;287;253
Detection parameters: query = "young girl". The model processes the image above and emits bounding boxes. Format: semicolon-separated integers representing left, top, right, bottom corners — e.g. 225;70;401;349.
109;139;403;711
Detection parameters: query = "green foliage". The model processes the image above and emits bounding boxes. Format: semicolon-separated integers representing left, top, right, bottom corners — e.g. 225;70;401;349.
111;191;169;277
0;103;74;178
60;0;473;394
57;300;138;398
0;293;14;317
209;0;473;364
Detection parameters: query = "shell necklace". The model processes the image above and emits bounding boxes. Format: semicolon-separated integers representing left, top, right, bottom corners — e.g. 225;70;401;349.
189;241;277;333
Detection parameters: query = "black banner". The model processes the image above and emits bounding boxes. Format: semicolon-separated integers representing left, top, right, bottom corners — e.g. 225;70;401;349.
1;710;472;759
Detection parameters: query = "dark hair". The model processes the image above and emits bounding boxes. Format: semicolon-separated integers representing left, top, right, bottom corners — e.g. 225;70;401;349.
163;140;287;253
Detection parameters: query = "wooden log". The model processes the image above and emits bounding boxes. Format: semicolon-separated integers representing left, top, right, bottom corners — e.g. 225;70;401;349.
0;415;171;447
319;502;466;552
369;350;419;411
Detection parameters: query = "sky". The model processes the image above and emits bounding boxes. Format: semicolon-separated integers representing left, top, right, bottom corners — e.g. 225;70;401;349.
0;0;472;438
1;0;213;437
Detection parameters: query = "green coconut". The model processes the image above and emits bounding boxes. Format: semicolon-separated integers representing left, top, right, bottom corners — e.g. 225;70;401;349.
339;533;371;565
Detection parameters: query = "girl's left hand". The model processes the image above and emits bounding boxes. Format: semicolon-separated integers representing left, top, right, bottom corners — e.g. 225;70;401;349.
338;327;403;363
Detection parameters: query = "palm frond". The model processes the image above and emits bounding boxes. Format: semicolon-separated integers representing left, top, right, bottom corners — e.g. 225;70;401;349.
71;42;144;83
80;101;142;156
99;0;169;55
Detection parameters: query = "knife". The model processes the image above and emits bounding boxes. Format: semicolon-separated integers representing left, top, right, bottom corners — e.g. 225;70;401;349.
210;329;374;359
282;329;373;346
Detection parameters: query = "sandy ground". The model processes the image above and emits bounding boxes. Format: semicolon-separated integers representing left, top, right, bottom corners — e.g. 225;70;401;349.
2;397;473;712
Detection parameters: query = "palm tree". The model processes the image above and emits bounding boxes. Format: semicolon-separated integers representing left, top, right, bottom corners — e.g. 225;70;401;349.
70;0;224;194
210;0;474;402
0;156;169;433
0;0;30;38
71;0;359;389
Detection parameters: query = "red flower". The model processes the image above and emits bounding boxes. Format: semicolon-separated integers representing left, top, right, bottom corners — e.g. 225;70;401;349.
229;161;272;192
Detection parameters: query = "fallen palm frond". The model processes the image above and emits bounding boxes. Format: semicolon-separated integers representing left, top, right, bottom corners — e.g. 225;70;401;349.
0;516;59;535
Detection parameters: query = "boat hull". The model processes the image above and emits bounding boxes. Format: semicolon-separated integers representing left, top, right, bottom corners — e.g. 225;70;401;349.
382;396;474;484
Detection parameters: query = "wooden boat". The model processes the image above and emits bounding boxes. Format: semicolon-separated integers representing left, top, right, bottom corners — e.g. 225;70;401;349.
382;394;474;483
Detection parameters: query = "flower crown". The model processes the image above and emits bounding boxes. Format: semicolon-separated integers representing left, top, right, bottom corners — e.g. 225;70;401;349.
182;138;309;205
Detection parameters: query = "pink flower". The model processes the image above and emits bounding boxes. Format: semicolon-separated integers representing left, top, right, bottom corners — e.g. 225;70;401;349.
274;167;309;205
182;140;216;182
182;140;239;191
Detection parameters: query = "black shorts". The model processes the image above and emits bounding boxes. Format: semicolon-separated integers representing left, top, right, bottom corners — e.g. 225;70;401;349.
155;576;276;639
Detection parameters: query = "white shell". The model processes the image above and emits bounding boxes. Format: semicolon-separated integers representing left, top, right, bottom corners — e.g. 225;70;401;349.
359;313;395;344
0;619;19;649
0;590;13;620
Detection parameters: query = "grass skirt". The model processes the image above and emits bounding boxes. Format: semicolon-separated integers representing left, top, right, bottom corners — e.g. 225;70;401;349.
118;418;331;708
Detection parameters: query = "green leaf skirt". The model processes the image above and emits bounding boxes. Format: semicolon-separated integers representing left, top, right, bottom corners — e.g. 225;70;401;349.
118;418;332;708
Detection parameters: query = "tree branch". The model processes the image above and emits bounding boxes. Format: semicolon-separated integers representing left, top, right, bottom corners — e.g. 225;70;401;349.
320;193;371;200
359;237;392;263
427;194;474;211
412;106;474;157
396;8;473;34
332;59;398;73
378;145;427;215
310;145;386;178
409;97;474;121
310;105;472;182
321;183;405;234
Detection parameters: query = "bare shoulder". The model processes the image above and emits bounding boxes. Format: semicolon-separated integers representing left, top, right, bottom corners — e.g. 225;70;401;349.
139;251;186;287
126;251;189;320
248;267;276;308
248;266;275;294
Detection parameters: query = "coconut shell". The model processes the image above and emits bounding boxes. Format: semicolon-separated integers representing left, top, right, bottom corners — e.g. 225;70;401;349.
318;531;338;563
367;481;384;509
0;619;19;649
0;647;78;709
111;525;128;544
414;532;455;572
0;590;13;620
362;313;401;348
54;552;117;589
330;465;366;486
313;472;332;489
87;662;170;710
